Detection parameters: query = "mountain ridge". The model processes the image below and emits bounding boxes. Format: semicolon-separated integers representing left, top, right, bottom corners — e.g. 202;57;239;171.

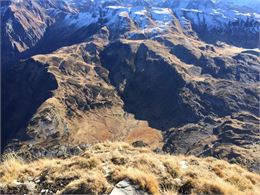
1;0;260;176
1;0;259;68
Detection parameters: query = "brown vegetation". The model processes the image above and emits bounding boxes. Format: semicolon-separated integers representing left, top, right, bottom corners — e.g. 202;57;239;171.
1;142;260;194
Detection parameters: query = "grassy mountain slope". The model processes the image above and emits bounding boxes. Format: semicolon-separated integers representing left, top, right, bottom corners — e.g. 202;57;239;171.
1;142;260;194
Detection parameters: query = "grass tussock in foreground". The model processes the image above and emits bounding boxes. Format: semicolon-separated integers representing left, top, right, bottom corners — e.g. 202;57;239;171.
0;142;260;194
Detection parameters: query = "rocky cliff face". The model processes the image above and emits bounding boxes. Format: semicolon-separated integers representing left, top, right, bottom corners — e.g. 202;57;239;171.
1;0;260;175
1;0;60;65
171;0;260;48
2;59;58;147
3;29;163;153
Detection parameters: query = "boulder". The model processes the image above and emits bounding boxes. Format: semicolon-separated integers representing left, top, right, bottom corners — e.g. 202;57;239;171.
132;141;148;148
110;180;148;195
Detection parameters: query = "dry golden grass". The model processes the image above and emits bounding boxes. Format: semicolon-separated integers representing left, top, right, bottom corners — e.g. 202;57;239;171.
1;142;260;194
0;152;25;184
58;170;110;194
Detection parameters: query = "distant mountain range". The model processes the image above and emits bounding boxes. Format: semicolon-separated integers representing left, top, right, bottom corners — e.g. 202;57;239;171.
1;0;259;66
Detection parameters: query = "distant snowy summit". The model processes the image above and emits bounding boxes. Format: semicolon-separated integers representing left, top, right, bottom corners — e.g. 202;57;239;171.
1;0;259;63
61;0;260;47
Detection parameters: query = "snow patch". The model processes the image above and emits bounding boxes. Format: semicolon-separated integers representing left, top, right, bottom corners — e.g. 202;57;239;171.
63;12;98;28
151;7;173;25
